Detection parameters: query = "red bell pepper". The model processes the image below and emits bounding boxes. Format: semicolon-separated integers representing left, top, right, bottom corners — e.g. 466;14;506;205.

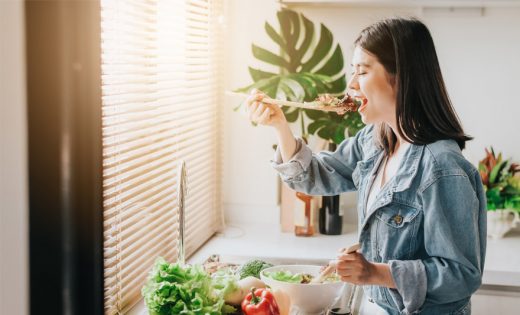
241;287;281;315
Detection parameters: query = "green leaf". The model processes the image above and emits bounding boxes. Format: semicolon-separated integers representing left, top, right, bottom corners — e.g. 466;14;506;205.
328;75;346;94
278;81;296;100
265;21;286;51
234;76;281;96
283;107;300;122
280;77;306;101
252;44;289;69
277;10;300;59
317;124;335;141
248;67;276;82
333;125;346;144
286;74;318;101
301;23;333;72
490;160;507;184
308;120;327;135
295;14;314;65
304;108;327;120
316;44;344;76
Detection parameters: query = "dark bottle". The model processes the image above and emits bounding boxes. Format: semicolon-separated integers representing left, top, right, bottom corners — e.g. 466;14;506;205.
319;195;343;235
319;142;343;235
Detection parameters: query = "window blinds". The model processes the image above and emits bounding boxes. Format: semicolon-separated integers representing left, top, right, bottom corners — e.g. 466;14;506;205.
101;0;223;313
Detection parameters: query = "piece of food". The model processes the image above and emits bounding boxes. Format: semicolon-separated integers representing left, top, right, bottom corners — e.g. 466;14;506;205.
203;254;240;275
241;287;281;315
263;269;340;284
272;289;291;315
340;94;363;112
310;93;362;114
263;270;304;283
142;258;236;315
238;259;274;279
224;276;266;305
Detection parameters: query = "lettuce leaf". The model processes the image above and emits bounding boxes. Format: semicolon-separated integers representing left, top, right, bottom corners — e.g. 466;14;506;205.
142;257;236;315
263;270;303;283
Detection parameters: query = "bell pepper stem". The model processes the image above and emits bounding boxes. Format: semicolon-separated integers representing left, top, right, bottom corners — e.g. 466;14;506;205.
250;287;259;304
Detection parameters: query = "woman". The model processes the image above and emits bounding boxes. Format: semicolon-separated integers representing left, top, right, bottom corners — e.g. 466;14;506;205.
245;17;486;315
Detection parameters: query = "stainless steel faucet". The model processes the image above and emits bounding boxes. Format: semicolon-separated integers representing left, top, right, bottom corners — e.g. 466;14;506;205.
177;160;187;264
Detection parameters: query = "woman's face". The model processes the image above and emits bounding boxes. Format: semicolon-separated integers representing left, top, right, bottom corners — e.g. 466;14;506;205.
348;46;397;126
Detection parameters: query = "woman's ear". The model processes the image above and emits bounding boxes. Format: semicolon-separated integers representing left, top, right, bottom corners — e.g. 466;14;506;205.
389;74;398;93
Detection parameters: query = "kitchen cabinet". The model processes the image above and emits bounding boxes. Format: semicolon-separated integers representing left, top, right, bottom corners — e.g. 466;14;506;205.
472;288;520;314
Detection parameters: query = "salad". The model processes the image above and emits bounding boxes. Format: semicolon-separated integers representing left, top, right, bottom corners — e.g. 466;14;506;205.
263;270;340;284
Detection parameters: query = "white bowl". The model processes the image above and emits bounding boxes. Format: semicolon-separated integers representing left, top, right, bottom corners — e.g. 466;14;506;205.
260;265;344;314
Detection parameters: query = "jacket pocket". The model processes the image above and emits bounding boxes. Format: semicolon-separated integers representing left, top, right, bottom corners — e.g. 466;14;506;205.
375;204;422;260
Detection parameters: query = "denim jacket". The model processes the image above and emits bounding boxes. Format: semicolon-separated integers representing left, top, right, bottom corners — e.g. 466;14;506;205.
271;125;486;315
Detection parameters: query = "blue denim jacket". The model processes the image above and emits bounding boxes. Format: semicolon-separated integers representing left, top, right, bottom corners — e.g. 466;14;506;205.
271;125;486;315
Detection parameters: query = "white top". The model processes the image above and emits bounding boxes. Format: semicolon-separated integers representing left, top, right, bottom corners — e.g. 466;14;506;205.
365;142;411;216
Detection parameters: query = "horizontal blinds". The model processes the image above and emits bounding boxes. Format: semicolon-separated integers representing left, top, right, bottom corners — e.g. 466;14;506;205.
101;0;223;314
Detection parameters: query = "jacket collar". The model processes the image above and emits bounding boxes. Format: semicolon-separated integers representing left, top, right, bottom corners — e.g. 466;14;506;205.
359;143;424;230
363;142;424;192
392;143;424;192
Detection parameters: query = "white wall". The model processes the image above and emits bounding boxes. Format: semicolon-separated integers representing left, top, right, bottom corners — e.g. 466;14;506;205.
0;0;29;314
222;1;520;225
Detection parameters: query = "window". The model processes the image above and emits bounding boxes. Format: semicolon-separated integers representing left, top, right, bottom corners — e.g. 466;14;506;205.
101;0;223;313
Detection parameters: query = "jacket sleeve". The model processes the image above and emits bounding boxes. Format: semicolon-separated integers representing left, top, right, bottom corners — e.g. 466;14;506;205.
388;170;486;314
270;125;372;196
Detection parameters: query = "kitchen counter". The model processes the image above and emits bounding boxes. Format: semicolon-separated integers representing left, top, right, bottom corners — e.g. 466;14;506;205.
190;223;520;288
130;223;520;315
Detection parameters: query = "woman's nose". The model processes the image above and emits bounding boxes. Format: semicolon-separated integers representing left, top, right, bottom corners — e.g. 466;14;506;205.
347;74;359;91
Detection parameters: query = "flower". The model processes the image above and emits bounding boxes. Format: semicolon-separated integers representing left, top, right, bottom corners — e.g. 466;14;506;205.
478;147;520;211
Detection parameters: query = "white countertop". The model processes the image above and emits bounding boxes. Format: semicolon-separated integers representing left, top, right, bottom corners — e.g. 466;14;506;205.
130;223;520;315
190;223;520;287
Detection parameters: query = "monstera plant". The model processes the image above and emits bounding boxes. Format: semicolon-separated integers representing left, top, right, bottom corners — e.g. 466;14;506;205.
235;9;364;144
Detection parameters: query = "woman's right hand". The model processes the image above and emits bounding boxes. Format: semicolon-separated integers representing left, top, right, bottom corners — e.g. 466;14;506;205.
245;89;288;130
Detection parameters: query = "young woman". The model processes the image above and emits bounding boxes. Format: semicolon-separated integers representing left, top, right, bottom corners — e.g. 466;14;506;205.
245;17;486;315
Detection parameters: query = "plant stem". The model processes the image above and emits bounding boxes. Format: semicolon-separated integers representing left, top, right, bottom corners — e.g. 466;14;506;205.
300;110;306;140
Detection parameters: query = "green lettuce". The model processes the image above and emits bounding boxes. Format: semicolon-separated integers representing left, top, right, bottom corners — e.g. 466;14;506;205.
263;270;303;283
142;258;236;315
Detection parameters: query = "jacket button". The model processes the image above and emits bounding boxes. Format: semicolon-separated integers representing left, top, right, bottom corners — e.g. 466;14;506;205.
393;215;403;224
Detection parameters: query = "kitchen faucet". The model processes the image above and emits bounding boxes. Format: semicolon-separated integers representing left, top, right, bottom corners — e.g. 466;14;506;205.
177;160;187;265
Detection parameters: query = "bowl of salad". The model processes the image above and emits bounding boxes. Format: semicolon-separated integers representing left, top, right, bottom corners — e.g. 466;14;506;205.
260;265;344;313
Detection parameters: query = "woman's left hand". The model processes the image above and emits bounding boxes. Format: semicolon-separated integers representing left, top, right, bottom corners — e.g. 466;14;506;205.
335;251;397;288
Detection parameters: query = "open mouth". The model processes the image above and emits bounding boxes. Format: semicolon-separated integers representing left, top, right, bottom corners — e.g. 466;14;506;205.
355;97;368;112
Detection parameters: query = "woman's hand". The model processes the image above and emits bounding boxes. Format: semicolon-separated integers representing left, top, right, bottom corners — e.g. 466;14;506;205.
245;89;287;130
335;251;396;288
245;89;297;162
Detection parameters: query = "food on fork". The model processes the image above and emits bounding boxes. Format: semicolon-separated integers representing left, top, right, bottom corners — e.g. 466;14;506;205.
227;90;364;115
311;94;362;114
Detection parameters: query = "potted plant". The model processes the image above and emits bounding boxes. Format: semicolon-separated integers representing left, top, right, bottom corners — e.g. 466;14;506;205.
478;147;520;238
234;9;364;234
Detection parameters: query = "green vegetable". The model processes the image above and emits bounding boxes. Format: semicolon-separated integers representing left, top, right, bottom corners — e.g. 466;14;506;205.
238;260;274;279
211;269;241;304
141;257;236;315
263;270;303;283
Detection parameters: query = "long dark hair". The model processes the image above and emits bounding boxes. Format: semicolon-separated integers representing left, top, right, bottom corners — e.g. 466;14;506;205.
355;17;472;154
